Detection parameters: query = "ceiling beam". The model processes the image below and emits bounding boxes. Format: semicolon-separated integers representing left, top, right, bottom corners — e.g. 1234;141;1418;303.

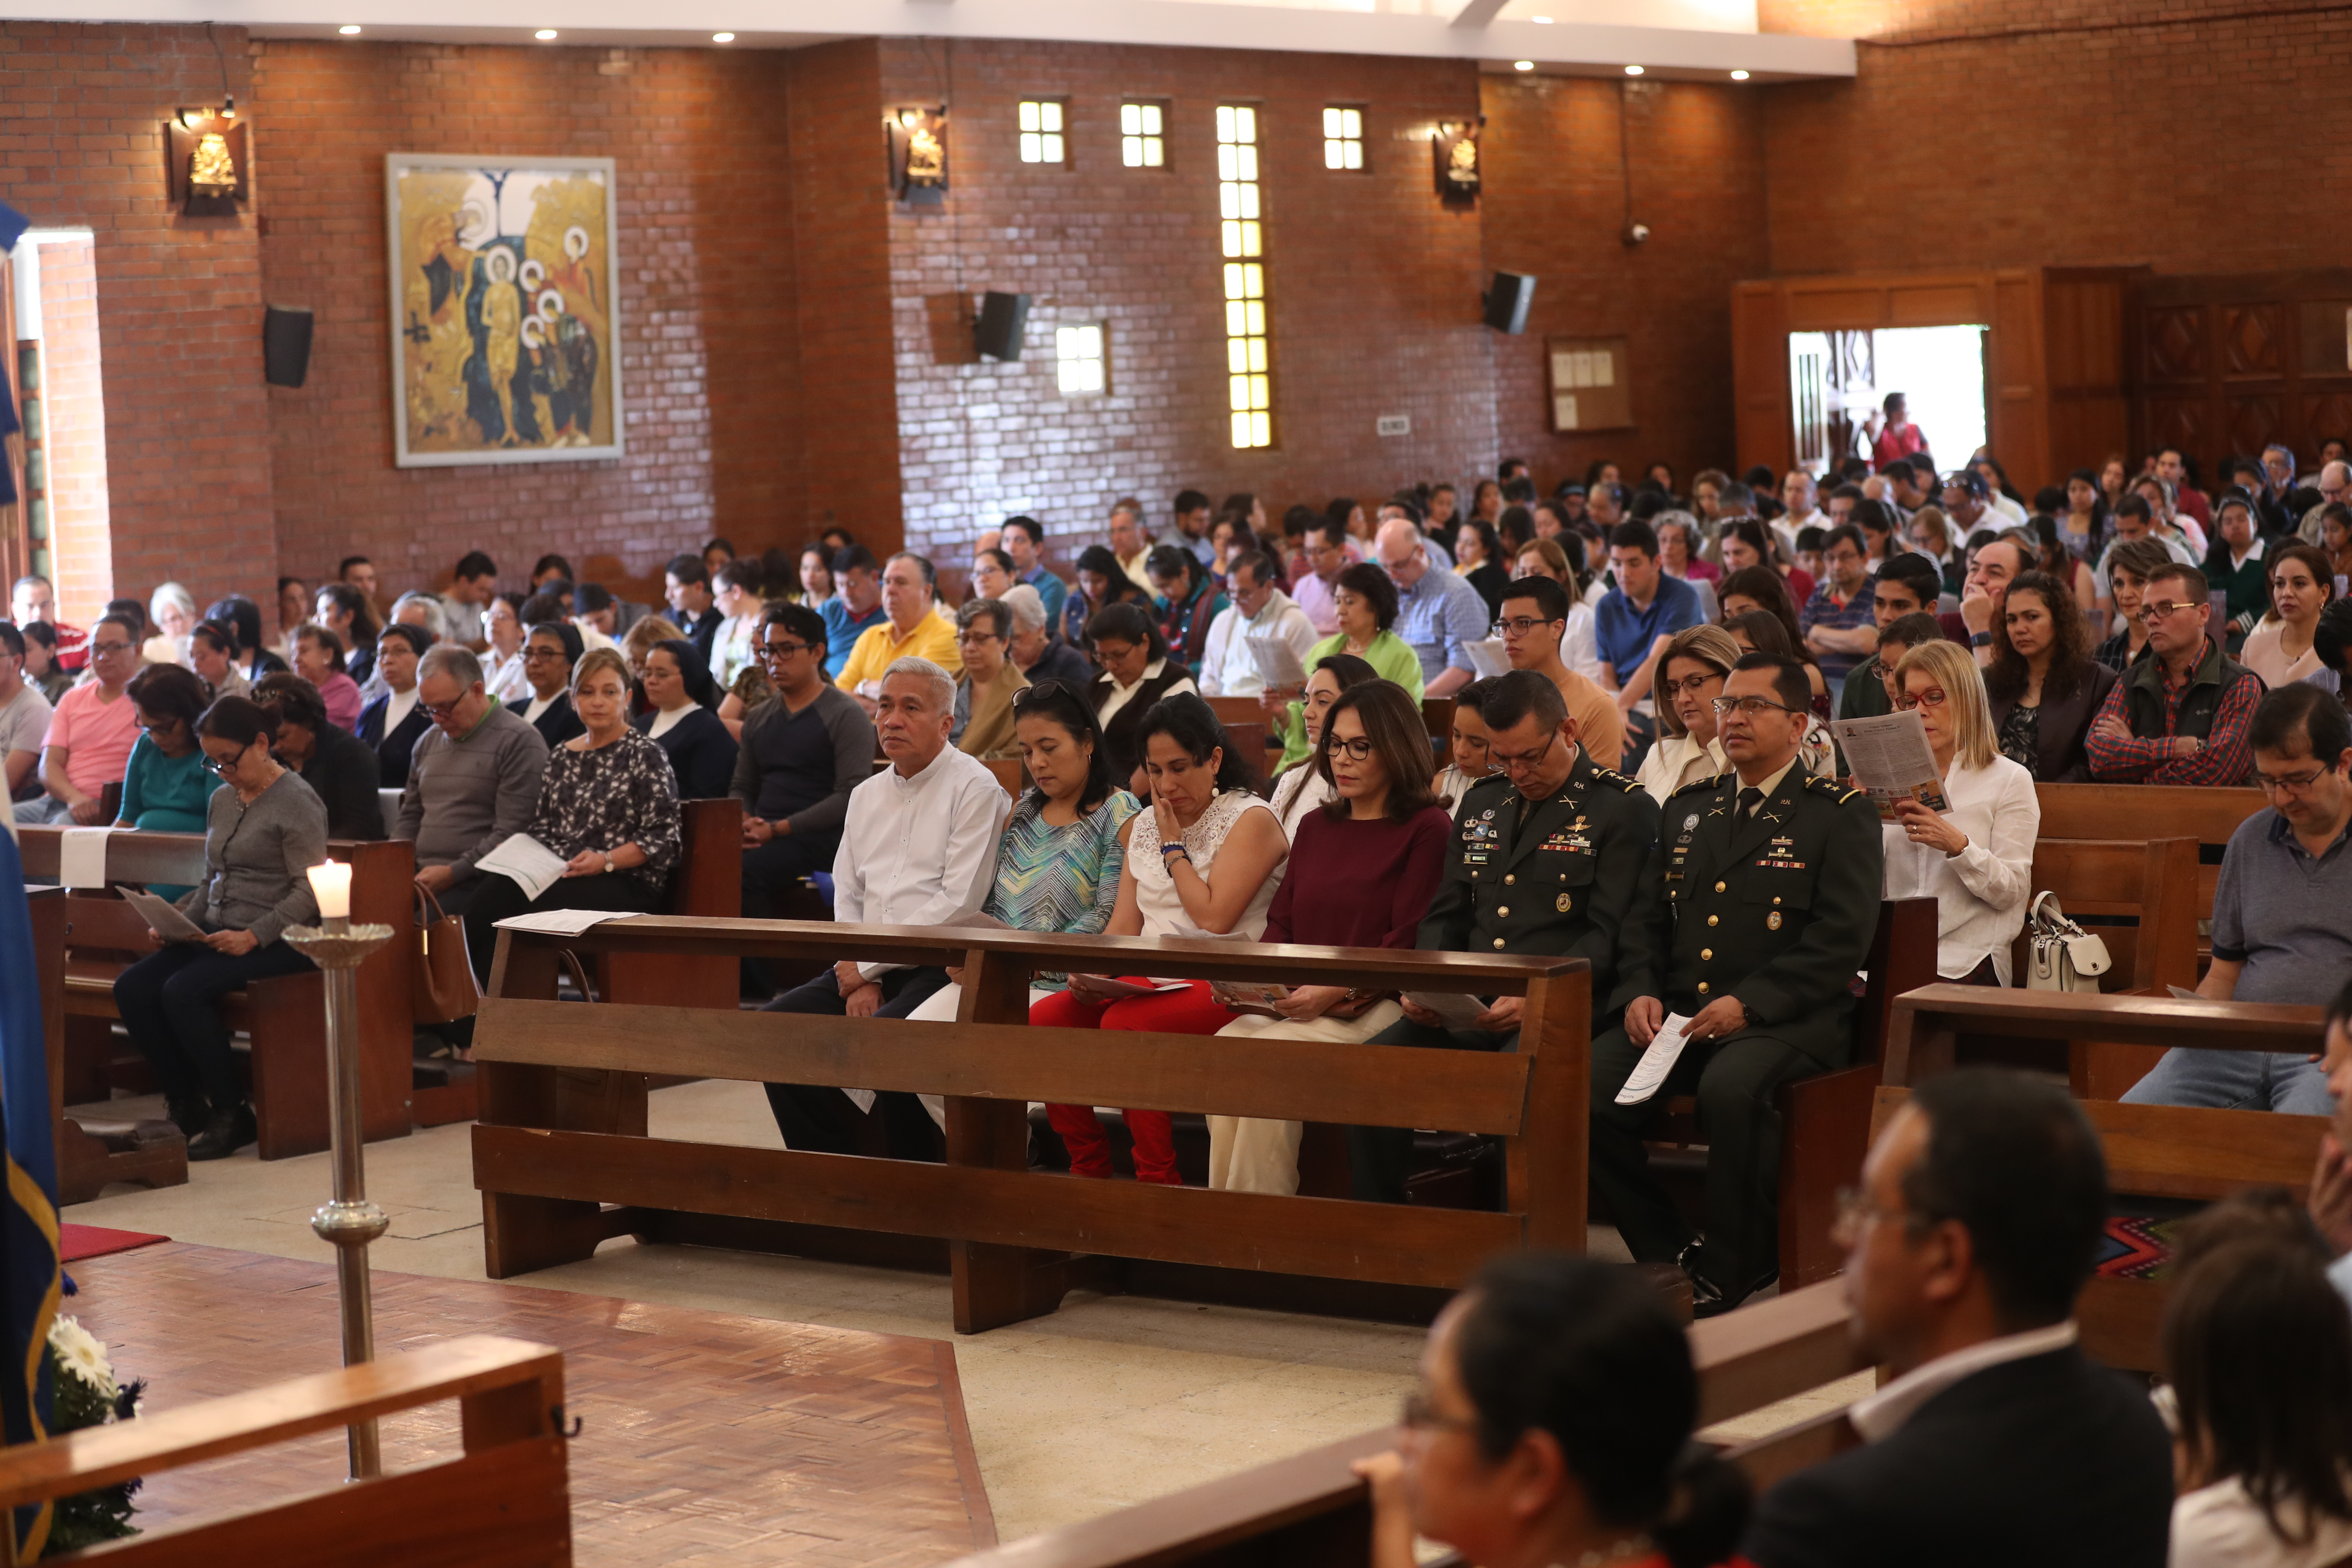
1449;0;1508;27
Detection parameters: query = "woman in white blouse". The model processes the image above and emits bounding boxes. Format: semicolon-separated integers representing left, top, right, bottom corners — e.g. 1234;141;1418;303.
1636;625;1739;802
1881;639;2040;984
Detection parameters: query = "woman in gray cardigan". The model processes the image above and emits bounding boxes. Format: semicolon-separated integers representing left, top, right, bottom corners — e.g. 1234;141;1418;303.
113;695;328;1160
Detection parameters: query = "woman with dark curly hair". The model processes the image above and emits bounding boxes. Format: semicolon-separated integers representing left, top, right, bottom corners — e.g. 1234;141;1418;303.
1717;565;1830;713
1984;569;2115;781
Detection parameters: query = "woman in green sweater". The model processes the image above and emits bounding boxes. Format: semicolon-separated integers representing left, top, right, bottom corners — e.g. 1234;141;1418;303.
115;663;218;899
1270;561;1424;772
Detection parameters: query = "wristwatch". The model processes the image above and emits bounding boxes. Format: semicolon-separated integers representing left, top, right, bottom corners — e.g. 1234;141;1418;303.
1969;631;1993;648
601;854;616;876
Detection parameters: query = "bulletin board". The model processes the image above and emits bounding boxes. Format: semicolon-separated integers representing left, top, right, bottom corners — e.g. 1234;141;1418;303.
1547;336;1632;433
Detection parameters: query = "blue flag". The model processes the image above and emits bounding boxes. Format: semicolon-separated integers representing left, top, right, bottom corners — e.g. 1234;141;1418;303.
0;828;61;1559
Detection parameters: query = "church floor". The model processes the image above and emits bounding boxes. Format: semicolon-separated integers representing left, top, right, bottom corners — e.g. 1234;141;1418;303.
63;1078;1867;1549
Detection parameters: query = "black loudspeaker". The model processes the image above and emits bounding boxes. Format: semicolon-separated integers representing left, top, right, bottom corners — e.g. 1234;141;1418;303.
263;305;313;388
1482;272;1535;335
974;291;1030;362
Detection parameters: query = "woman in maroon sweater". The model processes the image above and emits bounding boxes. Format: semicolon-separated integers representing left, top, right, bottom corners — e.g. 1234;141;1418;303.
1207;680;1452;1194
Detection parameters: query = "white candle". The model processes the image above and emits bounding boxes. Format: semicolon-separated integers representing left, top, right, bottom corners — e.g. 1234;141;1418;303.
308;860;353;920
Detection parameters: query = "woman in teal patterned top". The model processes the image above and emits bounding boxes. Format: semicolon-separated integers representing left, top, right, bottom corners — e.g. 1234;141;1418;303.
907;680;1140;1044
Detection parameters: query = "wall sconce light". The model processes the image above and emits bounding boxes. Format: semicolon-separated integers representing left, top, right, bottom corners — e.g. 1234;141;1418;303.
885;106;949;205
1433;118;1482;205
165;107;248;215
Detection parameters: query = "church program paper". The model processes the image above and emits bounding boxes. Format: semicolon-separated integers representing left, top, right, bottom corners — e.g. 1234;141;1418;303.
475;834;571;901
1244;634;1308;691
1403;991;1491;1029
1614;1013;1696;1106
1826;710;1951;822
116;887;208;943
1465;638;1513;680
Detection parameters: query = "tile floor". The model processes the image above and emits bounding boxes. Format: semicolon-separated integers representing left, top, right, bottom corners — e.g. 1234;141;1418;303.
64;1079;1866;1545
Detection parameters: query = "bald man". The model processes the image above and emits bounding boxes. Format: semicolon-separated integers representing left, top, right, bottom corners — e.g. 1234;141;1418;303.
1374;517;1489;698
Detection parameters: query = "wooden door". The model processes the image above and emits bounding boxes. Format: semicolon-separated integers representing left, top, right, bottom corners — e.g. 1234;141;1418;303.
2134;268;2352;480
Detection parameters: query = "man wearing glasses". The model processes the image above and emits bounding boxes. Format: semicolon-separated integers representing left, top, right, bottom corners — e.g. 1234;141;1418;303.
733;603;876;963
23;612;142;825
1494;576;1625;771
2086;562;2259;786
1347;669;1657;1206
1590;652;1883;1316
392;644;550;912
2119;684;2352;1116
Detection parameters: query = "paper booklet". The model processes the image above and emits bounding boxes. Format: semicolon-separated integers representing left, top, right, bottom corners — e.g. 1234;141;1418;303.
1403;991;1491;1029
1244;634;1308;691
1614;1013;1697;1106
493;909;637;937
1208;979;1290;1017
1465;639;1513;680
117;886;208;943
1068;975;1193;1000
476;834;572;901
1825;710;1951;822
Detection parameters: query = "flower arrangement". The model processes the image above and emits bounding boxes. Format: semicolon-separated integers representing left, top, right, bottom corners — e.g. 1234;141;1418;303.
42;1315;142;1552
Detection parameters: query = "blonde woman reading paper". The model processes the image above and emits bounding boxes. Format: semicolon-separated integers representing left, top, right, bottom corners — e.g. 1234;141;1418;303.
1879;639;2040;984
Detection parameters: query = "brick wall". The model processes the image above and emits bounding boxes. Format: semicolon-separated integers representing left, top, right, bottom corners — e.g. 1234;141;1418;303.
876;38;1499;564
252;39;816;602
34;239;113;625
0;21;272;614
1479;74;1768;497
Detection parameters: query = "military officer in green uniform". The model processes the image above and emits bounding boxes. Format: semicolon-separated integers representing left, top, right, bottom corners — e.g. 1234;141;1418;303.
1590;651;1883;1314
1349;669;1659;1203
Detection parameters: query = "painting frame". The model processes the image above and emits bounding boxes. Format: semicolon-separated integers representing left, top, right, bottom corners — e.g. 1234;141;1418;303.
384;152;626;468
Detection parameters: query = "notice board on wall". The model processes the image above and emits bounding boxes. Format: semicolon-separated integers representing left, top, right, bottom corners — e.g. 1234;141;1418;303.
1548;336;1632;432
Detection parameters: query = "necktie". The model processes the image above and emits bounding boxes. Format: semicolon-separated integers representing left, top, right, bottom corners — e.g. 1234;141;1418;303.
1735;786;1764;828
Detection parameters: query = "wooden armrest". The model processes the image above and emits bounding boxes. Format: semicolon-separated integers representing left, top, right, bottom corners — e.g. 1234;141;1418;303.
0;1335;561;1509
1689;1278;1862;1427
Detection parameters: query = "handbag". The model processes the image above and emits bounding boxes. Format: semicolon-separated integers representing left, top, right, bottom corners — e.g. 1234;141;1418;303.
410;885;482;1024
2023;891;2113;993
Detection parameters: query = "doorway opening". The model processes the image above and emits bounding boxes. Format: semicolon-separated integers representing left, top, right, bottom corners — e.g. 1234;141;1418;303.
1788;323;1987;477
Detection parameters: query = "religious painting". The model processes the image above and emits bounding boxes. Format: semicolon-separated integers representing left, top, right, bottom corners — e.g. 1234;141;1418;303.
384;154;625;467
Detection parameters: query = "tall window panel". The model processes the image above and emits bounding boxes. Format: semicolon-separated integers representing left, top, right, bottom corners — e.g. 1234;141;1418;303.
1216;104;1271;451
1120;102;1165;168
1322;105;1364;170
1018;100;1066;164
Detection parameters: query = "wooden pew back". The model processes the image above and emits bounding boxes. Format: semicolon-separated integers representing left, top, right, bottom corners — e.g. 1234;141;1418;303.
473;920;1591;1332
929;1280;1867;1568
0;1334;570;1567
600;797;741;1008
2034;784;2263;942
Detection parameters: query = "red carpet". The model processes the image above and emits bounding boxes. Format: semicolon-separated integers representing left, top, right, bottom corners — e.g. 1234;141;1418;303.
61;1224;169;1263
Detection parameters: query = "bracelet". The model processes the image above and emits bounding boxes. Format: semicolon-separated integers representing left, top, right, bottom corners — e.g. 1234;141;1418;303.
1161;843;1190;862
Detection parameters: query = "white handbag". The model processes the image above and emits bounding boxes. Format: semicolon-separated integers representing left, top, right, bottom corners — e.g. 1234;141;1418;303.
2024;891;2113;992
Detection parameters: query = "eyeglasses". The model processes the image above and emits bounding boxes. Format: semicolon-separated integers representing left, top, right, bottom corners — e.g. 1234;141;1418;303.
1328;736;1375;762
201;741;251;775
524;644;569;661
1400;1390;1476;1436
1660;673;1721;698
1893;688;1950;711
422;698;467;720
958;630;1002;646
1710;696;1803;718
2256;766;2333;795
2141;601;2204;621
758;640;812;661
1492;616;1563;638
1491;733;1559;774
1831;1185;1910;1244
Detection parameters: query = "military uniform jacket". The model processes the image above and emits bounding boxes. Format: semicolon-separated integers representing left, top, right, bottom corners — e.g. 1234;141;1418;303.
1623;761;1884;1067
1417;747;1660;1018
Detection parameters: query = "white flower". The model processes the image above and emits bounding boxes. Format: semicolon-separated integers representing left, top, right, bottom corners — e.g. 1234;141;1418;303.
48;1316;116;1396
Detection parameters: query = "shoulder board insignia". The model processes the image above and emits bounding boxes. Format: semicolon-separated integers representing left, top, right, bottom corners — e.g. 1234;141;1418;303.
1587;765;1642;793
1666;775;1720;802
1464;773;1513;796
1803;773;1863;805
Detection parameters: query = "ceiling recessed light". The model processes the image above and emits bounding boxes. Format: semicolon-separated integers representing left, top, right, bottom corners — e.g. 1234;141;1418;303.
533;27;557;39
1730;68;1750;80
711;30;734;41
337;23;361;33
1624;64;1644;75
1513;59;1534;71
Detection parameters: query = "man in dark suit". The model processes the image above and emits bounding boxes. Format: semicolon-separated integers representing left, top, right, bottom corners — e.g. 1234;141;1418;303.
664;552;723;664
1743;1069;2174;1568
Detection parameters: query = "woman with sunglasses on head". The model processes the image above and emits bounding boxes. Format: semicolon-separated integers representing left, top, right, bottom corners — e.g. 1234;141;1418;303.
1880;640;2039;985
112;696;328;1160
1354;1251;1751;1568
1984;570;2116;782
1206;681;1451;1195
1637;625;1743;803
1266;654;1379;838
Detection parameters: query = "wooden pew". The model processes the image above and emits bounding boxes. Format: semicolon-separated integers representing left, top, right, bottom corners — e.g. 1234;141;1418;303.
1421;697;1455;741
1204;695;1280;751
20;828;413;1185
930;1279;1866;1568
2012;834;2200;1099
0;1334;570;1566
1880;985;2328;1371
472;920;1592;1332
2034;781;2263;944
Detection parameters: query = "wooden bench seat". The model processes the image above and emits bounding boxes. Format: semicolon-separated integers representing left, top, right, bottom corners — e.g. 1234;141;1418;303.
472;919;1592;1332
0;1333;570;1567
2033;782;2264;951
1882;985;2329;1371
20;830;413;1195
932;1278;1866;1568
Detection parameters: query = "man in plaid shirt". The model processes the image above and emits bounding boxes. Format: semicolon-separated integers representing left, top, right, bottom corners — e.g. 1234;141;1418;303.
2086;561;2260;786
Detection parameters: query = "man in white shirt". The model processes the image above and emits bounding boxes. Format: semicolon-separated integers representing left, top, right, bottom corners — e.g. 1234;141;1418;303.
760;657;1013;1159
1108;498;1155;590
1743;1069;2174;1568
438;550;499;652
1198;551;1316;698
1774;470;1827;560
1289;515;1351;637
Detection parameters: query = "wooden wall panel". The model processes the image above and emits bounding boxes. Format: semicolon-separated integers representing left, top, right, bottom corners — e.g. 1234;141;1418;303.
2129;269;2352;476
2043;268;2140;478
1732;281;1793;480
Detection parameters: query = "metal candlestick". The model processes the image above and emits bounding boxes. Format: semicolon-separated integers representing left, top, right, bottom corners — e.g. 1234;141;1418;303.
280;914;396;1480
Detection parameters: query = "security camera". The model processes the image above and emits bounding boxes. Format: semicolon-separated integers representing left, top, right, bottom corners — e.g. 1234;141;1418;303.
1623;223;1651;246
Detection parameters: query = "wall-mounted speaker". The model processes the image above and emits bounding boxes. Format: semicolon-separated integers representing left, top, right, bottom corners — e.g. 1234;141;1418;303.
974;291;1031;362
263;305;313;388
1482;273;1535;335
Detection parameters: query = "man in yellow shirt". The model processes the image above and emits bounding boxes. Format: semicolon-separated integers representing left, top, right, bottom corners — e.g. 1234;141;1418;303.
835;552;962;713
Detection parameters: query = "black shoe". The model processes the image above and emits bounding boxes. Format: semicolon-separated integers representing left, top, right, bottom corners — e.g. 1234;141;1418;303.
1691;1267;1779;1320
187;1104;257;1161
162;1098;211;1139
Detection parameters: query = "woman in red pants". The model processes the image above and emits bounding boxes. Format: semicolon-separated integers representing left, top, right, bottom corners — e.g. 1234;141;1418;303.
1032;694;1290;1183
